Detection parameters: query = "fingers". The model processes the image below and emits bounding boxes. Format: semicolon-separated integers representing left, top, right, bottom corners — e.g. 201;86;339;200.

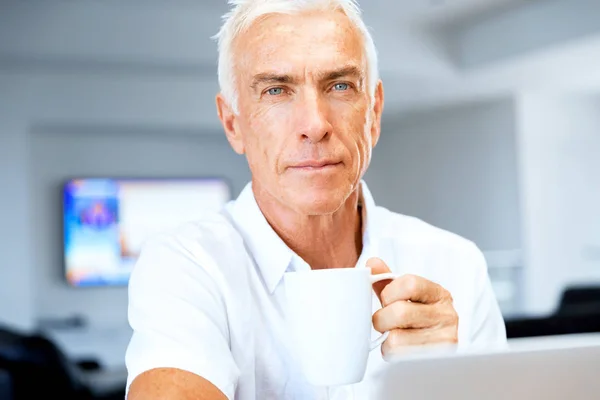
380;274;451;306
369;269;460;355
373;301;456;332
367;257;393;303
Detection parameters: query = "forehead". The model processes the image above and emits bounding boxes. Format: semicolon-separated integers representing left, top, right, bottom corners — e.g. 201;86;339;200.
235;10;366;78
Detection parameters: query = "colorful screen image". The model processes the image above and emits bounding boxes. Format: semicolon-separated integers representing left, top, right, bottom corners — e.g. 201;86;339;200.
63;178;230;287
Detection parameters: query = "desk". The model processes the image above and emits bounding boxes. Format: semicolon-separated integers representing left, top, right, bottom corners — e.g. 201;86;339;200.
42;325;132;370
80;367;128;398
42;325;131;394
508;332;600;350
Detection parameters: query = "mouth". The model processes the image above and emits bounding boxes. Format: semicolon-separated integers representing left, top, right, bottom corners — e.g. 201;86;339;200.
288;161;342;171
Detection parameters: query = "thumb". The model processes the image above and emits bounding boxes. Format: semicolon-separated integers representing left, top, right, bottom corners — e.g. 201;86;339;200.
367;257;392;303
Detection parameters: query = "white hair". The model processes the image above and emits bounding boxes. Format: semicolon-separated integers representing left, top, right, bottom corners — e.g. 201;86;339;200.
213;0;379;114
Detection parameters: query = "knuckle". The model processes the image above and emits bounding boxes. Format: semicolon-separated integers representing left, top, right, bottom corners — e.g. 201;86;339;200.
392;301;408;322
403;274;419;293
451;309;459;324
444;289;454;304
441;306;458;326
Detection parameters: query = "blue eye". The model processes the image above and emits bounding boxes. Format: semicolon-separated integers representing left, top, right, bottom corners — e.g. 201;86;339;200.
333;83;349;91
267;87;284;95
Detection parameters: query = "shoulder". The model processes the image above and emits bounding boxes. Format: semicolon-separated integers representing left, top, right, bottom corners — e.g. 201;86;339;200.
129;210;246;290
372;206;487;286
375;205;480;256
125;213;243;400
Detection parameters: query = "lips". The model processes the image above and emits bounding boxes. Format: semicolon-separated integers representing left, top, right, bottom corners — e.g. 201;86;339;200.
289;160;342;169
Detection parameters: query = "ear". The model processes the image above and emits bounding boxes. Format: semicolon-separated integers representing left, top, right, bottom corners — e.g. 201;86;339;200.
370;80;384;148
216;93;245;154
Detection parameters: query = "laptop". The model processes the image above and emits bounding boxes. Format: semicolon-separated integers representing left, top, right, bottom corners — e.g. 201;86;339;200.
372;333;600;400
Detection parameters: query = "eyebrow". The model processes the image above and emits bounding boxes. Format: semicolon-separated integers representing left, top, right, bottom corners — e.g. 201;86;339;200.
250;65;364;90
318;65;364;82
250;73;297;90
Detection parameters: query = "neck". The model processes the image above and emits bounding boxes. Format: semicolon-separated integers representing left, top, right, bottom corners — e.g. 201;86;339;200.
253;184;363;270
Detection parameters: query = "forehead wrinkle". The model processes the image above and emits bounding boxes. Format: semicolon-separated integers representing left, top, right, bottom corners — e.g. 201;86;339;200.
233;9;368;91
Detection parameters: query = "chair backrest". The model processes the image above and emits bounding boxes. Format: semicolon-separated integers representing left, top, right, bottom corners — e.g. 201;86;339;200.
557;286;600;315
0;326;89;400
0;368;13;399
505;286;600;339
505;312;600;338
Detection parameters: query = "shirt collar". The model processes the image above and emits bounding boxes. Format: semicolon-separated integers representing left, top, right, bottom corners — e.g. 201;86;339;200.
227;181;378;293
359;181;378;259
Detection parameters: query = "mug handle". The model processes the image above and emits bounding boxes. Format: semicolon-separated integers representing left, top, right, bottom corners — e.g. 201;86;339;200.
369;272;398;351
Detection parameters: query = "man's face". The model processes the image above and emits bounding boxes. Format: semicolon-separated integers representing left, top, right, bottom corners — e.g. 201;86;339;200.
217;10;384;215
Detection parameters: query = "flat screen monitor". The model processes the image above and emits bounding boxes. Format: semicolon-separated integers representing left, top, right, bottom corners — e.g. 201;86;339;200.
63;178;231;287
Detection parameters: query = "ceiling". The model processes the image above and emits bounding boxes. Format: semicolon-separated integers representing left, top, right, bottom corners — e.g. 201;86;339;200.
0;0;531;79
1;0;600;128
73;0;523;22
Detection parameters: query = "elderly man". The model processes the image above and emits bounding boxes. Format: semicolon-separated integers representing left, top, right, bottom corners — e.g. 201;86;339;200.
125;0;506;399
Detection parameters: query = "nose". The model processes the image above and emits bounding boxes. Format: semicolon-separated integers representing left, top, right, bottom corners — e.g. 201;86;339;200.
295;90;333;143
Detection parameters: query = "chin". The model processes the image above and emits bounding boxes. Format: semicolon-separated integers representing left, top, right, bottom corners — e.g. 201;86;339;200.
284;181;350;216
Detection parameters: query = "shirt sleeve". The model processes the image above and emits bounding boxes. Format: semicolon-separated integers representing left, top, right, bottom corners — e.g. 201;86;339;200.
125;233;239;399
462;243;508;350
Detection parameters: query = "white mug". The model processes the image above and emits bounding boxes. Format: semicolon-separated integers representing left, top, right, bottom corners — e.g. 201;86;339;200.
284;267;398;387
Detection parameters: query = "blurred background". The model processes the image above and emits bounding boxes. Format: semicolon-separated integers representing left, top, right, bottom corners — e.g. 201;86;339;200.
1;0;600;398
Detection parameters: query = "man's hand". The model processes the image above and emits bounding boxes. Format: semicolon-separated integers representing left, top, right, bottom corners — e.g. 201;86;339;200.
368;257;459;358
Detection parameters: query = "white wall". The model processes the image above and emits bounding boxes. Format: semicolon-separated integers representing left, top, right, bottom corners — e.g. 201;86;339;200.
0;76;36;331
0;132;36;331
516;93;600;315
368;98;521;252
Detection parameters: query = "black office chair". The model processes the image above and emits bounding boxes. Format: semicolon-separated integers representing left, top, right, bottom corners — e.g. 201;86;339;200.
0;326;124;400
0;368;12;399
506;286;600;339
0;326;91;400
557;286;600;316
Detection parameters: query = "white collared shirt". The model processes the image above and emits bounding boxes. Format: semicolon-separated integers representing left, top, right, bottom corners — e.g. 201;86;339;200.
125;181;506;399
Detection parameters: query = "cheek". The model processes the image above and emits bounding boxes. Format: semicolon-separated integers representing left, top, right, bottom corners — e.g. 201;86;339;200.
248;101;294;138
331;102;371;166
245;106;293;173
